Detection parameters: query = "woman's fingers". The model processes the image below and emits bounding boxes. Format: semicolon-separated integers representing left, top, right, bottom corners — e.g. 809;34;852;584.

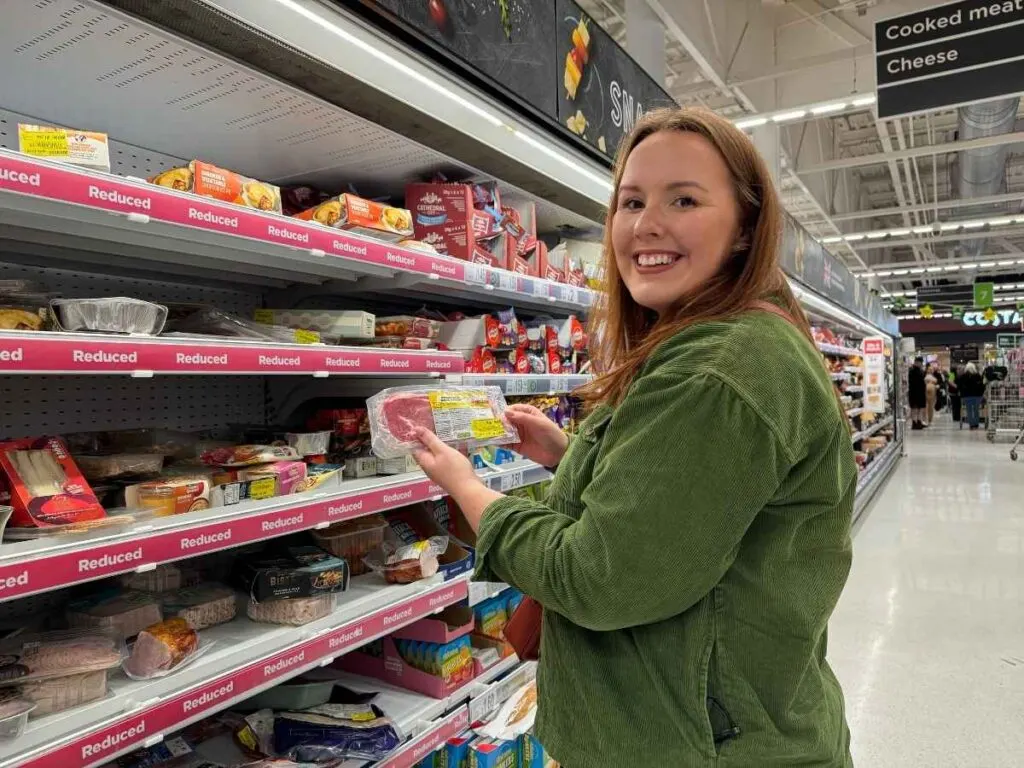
412;426;447;454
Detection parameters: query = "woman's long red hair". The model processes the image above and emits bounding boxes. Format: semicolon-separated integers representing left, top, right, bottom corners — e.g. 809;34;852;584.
579;107;817;407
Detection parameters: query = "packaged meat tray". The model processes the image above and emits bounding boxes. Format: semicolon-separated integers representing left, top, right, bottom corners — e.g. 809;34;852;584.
367;385;518;460
22;670;109;716
246;594;334;626
121;563;183;593
311;514;389;576
0;691;34;740
161;583;237;630
66;590;163;640
0;629;125;682
74;453;164;481
255;309;375;342
51;297;168;335
123;618;202;680
374;316;440;339
235;545;349;603
199;445;300;467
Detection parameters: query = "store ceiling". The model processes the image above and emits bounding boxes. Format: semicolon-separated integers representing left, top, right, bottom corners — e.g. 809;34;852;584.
574;0;1024;310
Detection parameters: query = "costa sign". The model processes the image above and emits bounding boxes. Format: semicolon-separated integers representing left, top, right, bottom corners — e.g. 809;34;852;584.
962;309;1022;327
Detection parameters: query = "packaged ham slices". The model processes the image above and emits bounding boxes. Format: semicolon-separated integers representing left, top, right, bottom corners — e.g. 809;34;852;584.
366;386;519;460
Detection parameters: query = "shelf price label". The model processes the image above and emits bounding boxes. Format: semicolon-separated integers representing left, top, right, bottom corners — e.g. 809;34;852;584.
496;270;518;292
499;470;525;492
468;662;537;722
464;263;489;285
531;279;551;299
561;285;580;304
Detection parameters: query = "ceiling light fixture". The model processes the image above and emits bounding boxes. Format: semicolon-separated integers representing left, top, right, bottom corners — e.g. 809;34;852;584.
772;110;808;123
735;117;768;129
810;102;848;115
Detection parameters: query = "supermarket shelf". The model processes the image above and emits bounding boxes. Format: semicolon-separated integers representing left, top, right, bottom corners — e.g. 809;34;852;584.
854;440;902;522
845;384;864;393
469;581;511;607
0;460;551;603
335;657;532;768
818;343;860;357
829;372;850;382
0;574;473;768
0;330;462;375
454;374;593;395
846;407;865;419
852;416;894;444
0;150;597;314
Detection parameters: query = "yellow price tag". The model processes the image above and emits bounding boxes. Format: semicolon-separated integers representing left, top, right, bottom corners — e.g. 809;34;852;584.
471;418;507;439
429;390;488;410
249;477;277;500
253;309;274;324
18;126;69;158
293;328;320;344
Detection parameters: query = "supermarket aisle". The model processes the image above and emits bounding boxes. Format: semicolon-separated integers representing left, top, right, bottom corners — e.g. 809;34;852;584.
829;422;1024;767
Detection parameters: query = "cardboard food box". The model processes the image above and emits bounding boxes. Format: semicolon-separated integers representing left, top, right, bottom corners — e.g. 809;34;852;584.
18;124;111;172
439;316;502;349
0;437;105;528
337;634;475;699
503;203;544;277
468;737;518;768
235;544;350;602
406;182;506;265
254;309;375;342
150;160;282;213
238;460;308;496
387;502;474;581
294;193;413;242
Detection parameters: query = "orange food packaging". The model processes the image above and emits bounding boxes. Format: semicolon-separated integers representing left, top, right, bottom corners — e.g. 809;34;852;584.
134;475;212;516
149;160;282;213
294;193;413;242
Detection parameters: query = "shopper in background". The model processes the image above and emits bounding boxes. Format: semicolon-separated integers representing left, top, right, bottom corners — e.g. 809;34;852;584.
949;367;961;424
413;107;855;766
959;362;985;430
924;364;939;426
909;356;927;429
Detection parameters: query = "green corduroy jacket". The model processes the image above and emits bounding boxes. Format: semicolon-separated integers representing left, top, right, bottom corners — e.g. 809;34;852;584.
475;312;857;767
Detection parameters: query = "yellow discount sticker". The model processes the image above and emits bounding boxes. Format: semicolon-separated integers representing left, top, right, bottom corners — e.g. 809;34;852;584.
470;418;507;440
18;126;70;158
253;309;274;324
428;390;488;410
293;328;320;344
249;477;277;500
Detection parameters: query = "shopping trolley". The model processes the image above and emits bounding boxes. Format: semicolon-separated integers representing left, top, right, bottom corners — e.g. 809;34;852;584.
987;348;1024;460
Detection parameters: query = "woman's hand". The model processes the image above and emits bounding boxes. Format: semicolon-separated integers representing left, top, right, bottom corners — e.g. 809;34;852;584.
504;404;570;468
411;427;481;494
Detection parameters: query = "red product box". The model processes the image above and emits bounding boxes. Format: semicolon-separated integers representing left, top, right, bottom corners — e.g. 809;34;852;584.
546;316;586;352
0;436;105;527
461;346;530;375
503;204;540;276
406;182;506;264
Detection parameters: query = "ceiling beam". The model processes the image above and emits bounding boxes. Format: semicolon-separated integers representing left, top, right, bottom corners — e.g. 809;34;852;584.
798;132;1024;174
849;225;1024;251
831;191;1024;222
787;0;870;47
728;44;872;87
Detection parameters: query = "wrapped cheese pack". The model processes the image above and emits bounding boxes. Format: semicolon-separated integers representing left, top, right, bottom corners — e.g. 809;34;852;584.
367;385;518;460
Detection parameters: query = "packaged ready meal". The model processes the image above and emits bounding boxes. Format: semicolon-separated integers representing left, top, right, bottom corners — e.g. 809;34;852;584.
367;385;518;460
18;124;110;172
149;160;282;213
294;193;413;242
0;437;105;529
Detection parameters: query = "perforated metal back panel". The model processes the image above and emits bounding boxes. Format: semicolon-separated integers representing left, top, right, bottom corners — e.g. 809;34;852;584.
0;0;460;192
0;375;266;437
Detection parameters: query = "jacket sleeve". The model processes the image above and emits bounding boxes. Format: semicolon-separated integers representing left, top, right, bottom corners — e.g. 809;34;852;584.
473;366;791;631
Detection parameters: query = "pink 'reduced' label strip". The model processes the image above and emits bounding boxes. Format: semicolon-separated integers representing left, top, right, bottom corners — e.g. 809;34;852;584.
0;335;462;374
27;580;469;768
377;707;472;768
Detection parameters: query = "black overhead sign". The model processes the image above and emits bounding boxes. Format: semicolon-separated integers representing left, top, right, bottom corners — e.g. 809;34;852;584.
875;0;1024;118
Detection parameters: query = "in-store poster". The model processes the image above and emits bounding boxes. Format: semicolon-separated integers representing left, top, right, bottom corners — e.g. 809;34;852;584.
555;0;675;157
365;0;558;119
862;337;886;413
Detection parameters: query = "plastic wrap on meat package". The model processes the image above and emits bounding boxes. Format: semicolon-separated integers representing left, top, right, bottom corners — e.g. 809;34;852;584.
51;297;168;335
123;618;212;680
161;583;237;630
246;594;334;626
366;385;518;459
66;590;163;640
0;628;125;682
362;536;448;584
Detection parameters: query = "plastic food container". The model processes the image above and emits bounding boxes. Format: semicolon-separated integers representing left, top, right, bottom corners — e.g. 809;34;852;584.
66;591;163;640
51;297;168;335
75;453;164;481
162;584;237;630
286;431;331;457
136;476;211;516
312;514;389;577
0;696;34;740
22;670;109;716
121;563;182;593
240;674;336;711
246;594;334;626
375;316;440;339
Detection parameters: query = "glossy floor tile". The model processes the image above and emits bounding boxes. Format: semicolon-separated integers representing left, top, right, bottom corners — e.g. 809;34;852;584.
829;419;1024;767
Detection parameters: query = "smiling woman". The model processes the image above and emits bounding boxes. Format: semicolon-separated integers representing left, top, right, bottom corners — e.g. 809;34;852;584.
412;107;857;767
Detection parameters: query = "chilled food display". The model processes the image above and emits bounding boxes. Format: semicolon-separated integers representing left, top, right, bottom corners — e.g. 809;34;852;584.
294;192;413;242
